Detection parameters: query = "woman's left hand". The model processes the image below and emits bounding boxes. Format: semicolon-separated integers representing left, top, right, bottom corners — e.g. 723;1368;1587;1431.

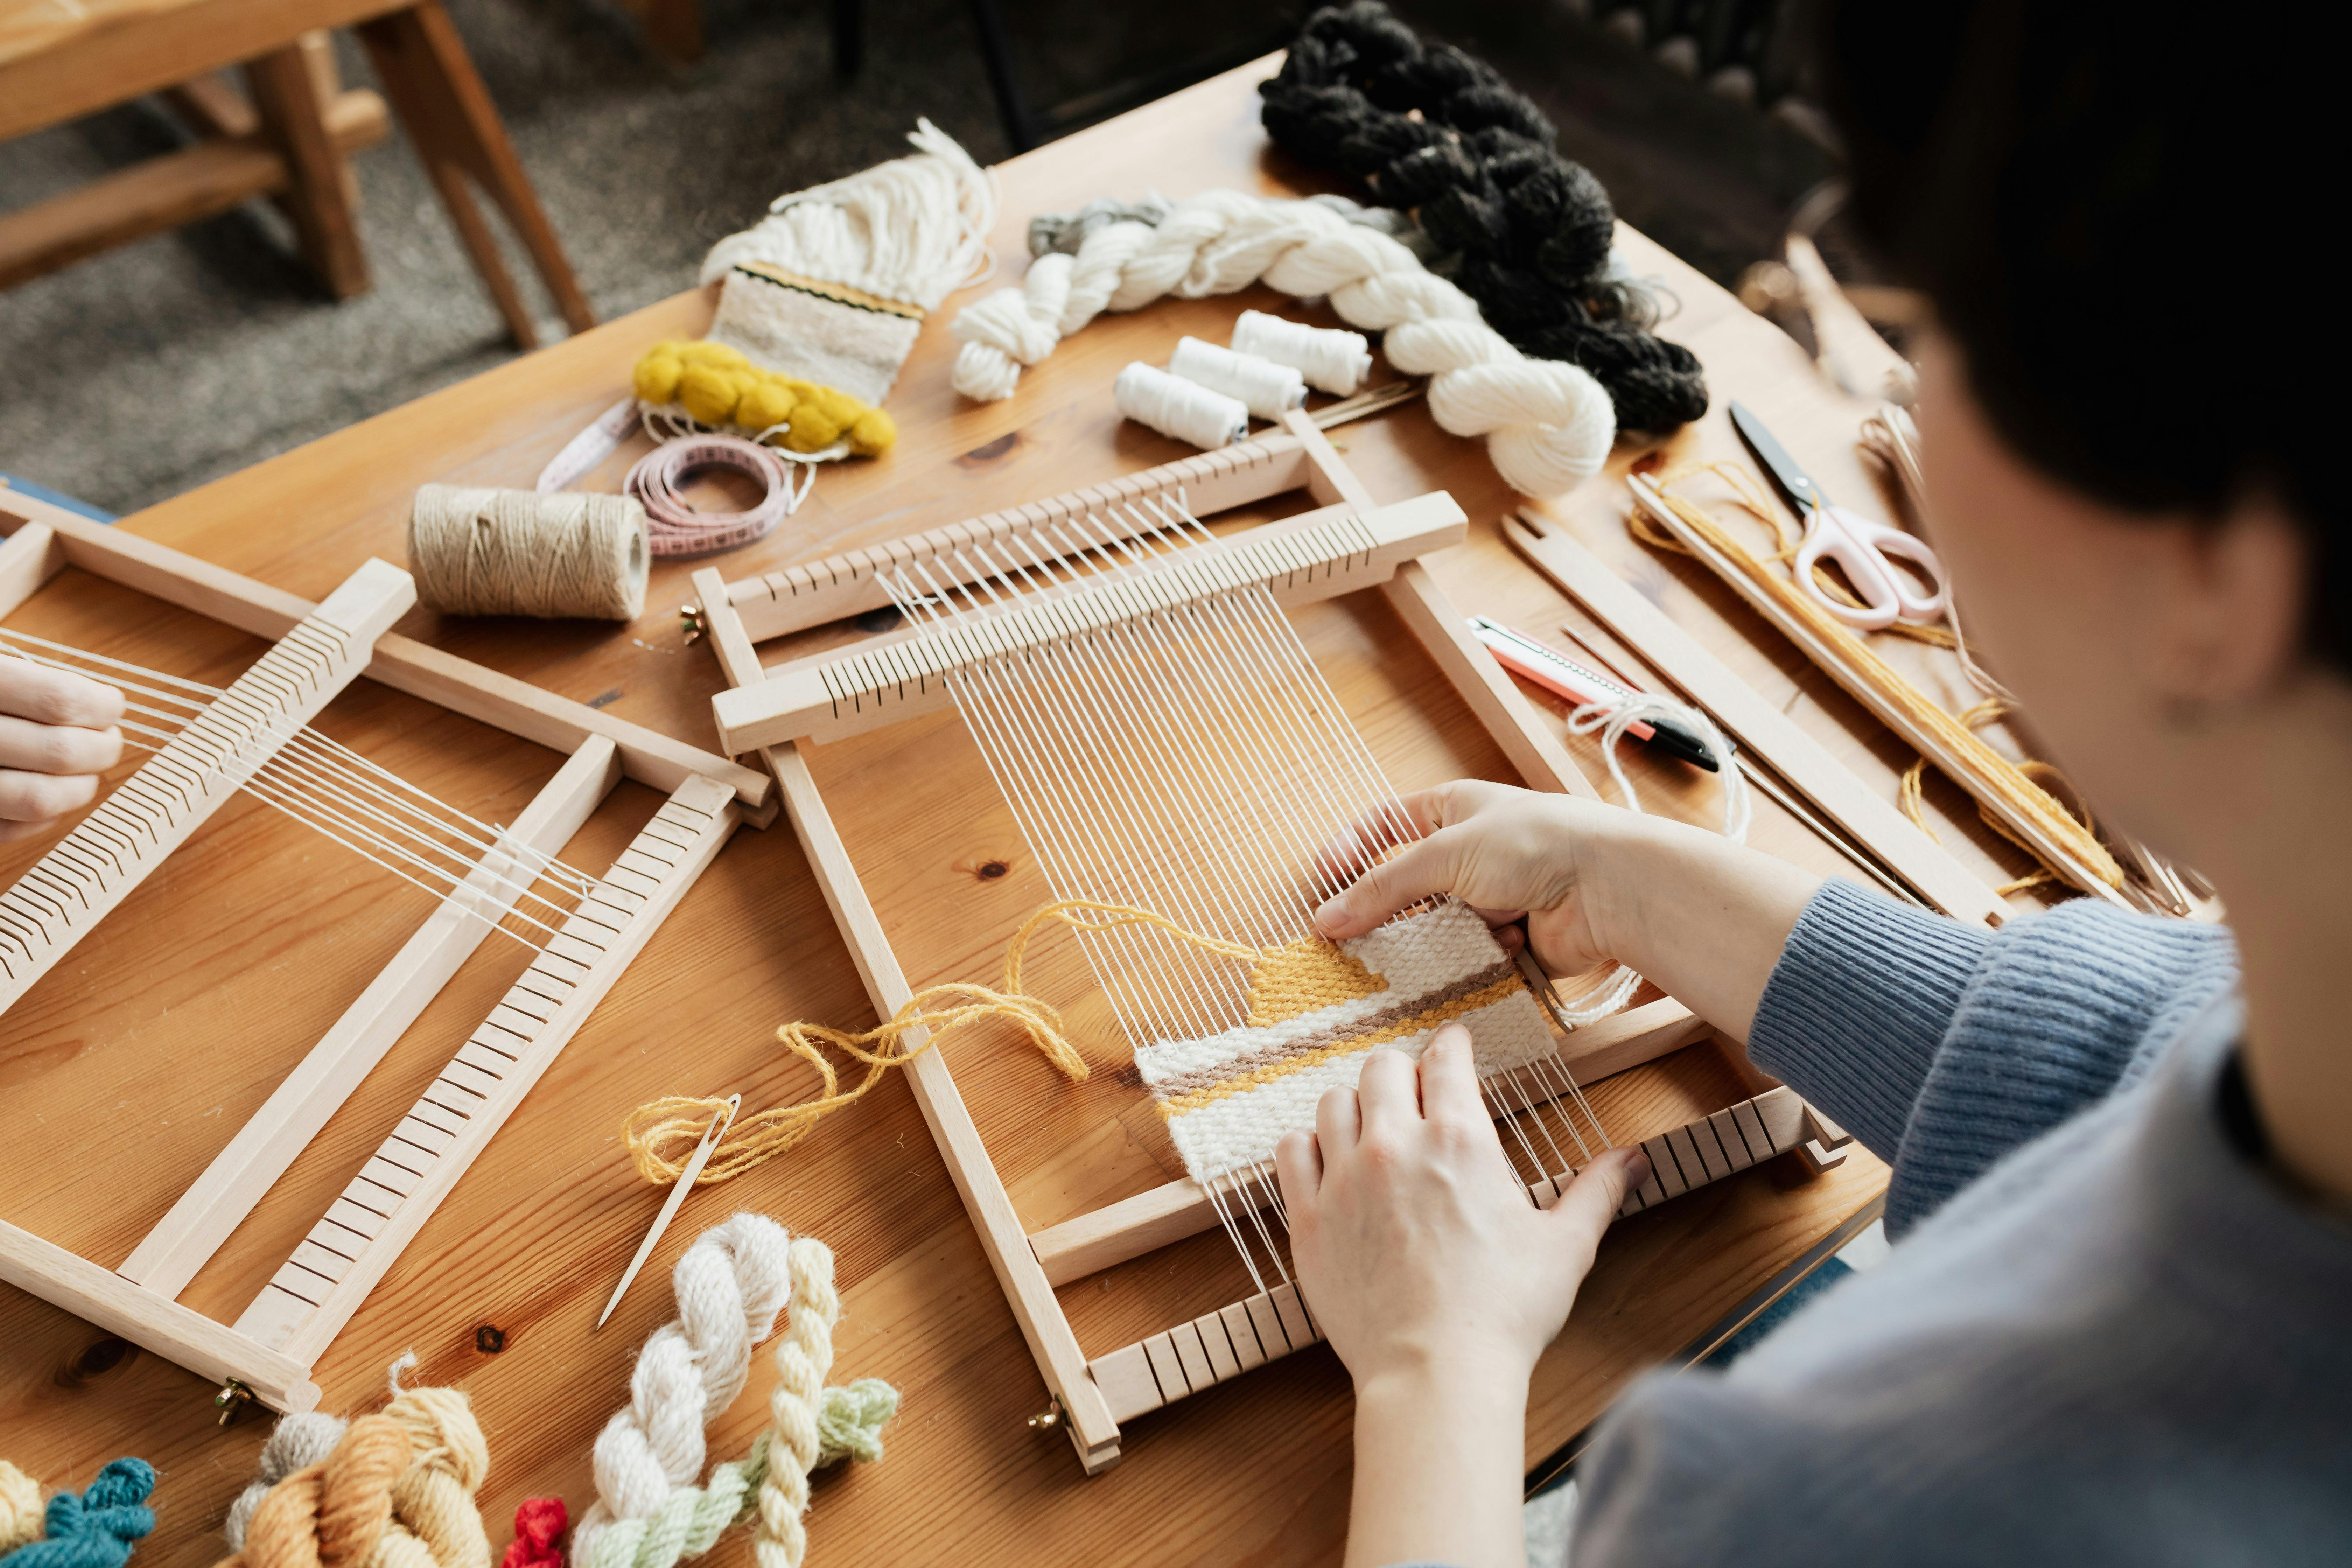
1276;1024;1649;1568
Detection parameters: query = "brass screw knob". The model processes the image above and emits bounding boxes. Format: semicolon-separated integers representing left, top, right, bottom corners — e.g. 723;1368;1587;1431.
1027;1397;1063;1433
678;603;707;644
215;1378;255;1427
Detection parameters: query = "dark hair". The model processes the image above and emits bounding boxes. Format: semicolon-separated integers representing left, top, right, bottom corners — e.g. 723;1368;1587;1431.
1819;0;2347;670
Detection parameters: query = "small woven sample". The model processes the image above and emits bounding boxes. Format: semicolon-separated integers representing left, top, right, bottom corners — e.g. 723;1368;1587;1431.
1135;899;1554;1183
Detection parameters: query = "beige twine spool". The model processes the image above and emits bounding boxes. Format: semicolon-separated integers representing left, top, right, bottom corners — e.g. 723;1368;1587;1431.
408;484;650;621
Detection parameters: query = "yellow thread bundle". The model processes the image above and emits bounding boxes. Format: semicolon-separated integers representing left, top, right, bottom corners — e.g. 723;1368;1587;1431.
1642;466;2124;891
622;899;1289;1186
631;343;896;457
2;1461;42;1551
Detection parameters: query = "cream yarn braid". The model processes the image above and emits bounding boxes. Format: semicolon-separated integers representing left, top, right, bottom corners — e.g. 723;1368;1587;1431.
371;1357;491;1568
225;1415;349;1548
949;188;1616;497
575;1232;897;1568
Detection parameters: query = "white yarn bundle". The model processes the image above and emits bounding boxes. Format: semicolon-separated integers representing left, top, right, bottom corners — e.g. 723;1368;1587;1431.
1114;362;1248;449
949;189;1616;496
699;119;996;313
1168;336;1305;420
572;1213;795;1565
1231;309;1371;397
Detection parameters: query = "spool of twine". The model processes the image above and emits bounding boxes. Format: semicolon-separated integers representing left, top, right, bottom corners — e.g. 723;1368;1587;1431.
408;485;649;621
1231;310;1372;397
1114;362;1248;449
1168;336;1306;420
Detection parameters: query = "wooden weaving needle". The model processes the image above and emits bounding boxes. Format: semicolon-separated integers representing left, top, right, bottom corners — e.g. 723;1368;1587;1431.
598;1093;739;1330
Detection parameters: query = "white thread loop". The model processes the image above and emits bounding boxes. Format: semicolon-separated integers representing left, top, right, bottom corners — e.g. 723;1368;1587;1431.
1231;310;1372;396
1115;362;1248;449
408;484;649;621
946;190;1615;496
1167;337;1306;420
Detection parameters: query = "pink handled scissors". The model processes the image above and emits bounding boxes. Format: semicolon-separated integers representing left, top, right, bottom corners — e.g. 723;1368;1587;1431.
1731;401;1947;631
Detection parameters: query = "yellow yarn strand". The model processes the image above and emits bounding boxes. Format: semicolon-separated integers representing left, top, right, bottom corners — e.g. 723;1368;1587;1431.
623;899;1270;1186
1642;465;2124;890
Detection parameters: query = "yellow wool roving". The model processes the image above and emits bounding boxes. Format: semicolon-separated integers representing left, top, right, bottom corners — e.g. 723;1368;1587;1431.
632;341;897;458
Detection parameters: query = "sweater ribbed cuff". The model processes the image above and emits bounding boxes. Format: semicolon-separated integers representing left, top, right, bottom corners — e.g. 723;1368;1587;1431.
1748;879;1992;1163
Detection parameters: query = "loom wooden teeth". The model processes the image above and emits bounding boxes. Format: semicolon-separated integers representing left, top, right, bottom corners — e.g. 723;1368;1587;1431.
692;408;1867;1472
0;496;767;1413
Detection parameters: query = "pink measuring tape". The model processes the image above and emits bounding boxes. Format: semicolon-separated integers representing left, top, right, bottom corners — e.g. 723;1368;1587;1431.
622;433;811;558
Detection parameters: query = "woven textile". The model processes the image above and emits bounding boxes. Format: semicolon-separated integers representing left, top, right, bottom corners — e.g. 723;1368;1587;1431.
1135;900;1555;1182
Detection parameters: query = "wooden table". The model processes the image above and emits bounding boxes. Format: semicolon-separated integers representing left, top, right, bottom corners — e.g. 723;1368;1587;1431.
0;57;2034;1567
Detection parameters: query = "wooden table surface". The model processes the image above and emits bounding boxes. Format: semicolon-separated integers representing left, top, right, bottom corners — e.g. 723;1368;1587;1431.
1;58;2039;1567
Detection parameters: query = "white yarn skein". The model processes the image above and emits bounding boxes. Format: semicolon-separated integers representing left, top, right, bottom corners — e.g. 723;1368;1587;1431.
572;1212;795;1566
1115;362;1249;450
1167;336;1306;420
947;189;1615;496
1231;309;1372;397
1554;693;1749;1026
223;1412;348;1548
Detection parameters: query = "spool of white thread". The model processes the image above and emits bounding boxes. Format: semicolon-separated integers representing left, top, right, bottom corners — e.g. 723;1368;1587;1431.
408;484;650;621
1167;336;1307;421
1231;310;1374;397
1115;362;1249;449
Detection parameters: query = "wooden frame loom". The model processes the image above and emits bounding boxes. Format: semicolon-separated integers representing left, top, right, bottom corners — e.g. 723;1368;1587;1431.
0;493;771;1415
692;411;1865;1473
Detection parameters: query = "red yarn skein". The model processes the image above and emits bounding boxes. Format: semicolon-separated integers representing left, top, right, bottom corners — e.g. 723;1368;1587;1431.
502;1498;567;1568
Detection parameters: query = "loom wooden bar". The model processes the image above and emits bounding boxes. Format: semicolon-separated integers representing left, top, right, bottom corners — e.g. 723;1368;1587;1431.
1503;512;2011;926
0;518;66;616
251;774;740;1364
117;734;624;1298
1027;997;1707;1287
1621;485;2127;905
0;498;771;810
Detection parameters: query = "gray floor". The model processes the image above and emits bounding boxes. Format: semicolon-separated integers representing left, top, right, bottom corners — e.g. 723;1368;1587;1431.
0;0;1010;517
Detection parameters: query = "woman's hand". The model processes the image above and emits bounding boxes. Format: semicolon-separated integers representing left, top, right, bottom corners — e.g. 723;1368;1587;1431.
1277;1026;1648;1568
1315;780;1827;1046
0;659;125;842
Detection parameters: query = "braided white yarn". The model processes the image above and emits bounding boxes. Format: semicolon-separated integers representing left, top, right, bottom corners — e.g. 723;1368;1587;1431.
1555;692;1749;1026
750;1238;839;1568
572;1213;795;1566
948;189;1616;496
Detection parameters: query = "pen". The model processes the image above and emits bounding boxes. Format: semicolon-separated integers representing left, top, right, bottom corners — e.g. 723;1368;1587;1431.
1468;616;1722;772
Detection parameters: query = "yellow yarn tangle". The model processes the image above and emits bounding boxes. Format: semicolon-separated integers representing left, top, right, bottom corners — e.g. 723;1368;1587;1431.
623;899;1301;1186
1;1460;42;1551
631;341;896;456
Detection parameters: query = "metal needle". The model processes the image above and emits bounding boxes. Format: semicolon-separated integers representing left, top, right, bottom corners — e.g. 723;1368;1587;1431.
597;1093;740;1330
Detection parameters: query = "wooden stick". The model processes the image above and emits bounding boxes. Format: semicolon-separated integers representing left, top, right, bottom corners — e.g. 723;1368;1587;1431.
240;774;741;1363
0;495;771;811
1504;512;2009;926
119;735;624;1298
0;518;65;617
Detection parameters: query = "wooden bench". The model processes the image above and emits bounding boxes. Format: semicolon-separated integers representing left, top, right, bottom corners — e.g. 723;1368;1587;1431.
0;0;593;347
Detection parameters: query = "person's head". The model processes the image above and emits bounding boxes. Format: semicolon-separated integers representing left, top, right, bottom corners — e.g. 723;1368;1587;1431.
1818;0;2350;884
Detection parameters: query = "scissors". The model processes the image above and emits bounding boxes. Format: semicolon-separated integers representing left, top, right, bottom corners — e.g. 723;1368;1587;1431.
1731;402;1948;631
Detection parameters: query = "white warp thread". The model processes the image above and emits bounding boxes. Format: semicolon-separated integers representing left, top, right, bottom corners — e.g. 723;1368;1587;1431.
1115;362;1249;449
1231;309;1372;397
571;1212;795;1567
1168;336;1305;420
948;189;1615;496
223;1412;348;1548
1555;692;1749;1026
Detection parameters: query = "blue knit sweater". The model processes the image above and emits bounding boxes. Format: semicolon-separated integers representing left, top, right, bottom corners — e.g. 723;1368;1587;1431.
1563;880;2352;1564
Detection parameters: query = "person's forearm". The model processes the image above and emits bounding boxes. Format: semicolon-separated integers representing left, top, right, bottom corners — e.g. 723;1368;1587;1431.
1586;814;1823;1045
1345;1367;1530;1568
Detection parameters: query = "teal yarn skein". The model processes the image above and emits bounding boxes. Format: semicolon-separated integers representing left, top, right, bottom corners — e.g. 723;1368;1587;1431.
2;1460;154;1568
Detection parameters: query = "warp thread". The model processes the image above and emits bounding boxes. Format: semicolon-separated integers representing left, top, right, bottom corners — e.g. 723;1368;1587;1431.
225;1416;348;1549
571;1223;896;1568
1114;363;1250;449
0;1459;154;1568
624;435;810;559
1230;310;1373;397
947;188;1615;497
409;486;649;622
500;1504;565;1568
1260;1;1708;431
1167;337;1306;420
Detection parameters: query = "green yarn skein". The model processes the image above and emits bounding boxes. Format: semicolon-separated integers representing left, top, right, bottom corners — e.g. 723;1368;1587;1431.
2;1459;155;1568
581;1382;899;1568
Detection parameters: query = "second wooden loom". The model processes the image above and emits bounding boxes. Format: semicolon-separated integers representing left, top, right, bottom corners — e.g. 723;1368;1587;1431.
691;412;1893;1472
0;492;771;1415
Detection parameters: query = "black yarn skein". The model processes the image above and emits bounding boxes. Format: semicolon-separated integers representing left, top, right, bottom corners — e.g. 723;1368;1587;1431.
1260;1;1709;431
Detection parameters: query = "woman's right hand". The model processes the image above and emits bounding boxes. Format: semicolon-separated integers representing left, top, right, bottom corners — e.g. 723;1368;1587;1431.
1314;779;1827;1046
1;659;125;843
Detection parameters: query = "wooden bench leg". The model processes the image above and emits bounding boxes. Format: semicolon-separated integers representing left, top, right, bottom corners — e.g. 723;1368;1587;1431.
245;38;370;299
355;1;595;347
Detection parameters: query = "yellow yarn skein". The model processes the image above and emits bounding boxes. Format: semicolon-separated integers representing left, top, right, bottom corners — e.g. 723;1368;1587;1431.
631;341;897;457
2;1460;43;1552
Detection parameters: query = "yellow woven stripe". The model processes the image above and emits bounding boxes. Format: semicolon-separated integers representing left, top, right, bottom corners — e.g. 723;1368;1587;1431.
1157;973;1526;1120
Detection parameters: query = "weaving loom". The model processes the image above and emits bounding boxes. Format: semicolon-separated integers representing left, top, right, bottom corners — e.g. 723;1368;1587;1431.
0;494;770;1414
694;412;1853;1471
